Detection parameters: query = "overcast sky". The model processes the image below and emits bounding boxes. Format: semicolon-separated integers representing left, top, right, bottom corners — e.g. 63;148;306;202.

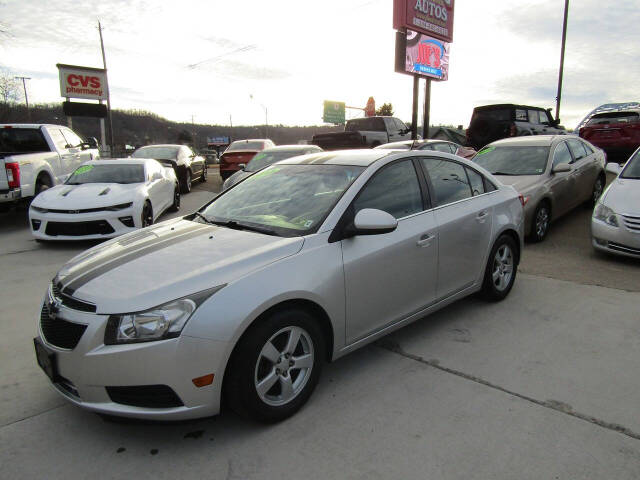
1;0;637;129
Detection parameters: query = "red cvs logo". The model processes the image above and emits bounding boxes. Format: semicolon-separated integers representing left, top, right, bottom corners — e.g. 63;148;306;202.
67;74;101;89
416;43;441;68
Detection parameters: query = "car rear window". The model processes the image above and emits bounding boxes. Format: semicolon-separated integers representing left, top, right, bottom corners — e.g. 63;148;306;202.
471;108;510;123
345;117;385;132
226;141;265;152
132;146;179;160
0;128;51;153
586;112;639;126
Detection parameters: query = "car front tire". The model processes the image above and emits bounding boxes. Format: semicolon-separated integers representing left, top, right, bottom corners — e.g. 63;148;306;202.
530;202;550;242
225;308;325;423
141;201;153;228
481;234;518;301
181;170;192;194
169;185;180;212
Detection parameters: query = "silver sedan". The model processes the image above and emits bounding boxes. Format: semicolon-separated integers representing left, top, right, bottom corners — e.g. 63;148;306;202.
34;149;524;423
592;149;640;257
473;135;606;241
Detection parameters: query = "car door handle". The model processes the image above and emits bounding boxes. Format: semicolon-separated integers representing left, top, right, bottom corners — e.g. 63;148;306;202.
417;233;434;247
476;211;489;222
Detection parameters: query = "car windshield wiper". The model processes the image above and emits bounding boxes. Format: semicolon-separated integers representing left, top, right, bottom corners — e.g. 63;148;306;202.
193;212;214;224
491;171;519;176
210;219;278;236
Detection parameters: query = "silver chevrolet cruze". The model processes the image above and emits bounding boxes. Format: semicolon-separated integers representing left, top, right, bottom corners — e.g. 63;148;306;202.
34;150;524;422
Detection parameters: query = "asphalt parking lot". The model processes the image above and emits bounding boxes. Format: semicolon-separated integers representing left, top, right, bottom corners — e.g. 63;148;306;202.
1;168;639;479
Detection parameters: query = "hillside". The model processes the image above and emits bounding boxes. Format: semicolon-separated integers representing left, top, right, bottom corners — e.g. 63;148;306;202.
0;103;344;153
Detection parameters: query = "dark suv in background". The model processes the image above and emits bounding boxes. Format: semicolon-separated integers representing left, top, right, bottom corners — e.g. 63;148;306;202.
466;104;565;150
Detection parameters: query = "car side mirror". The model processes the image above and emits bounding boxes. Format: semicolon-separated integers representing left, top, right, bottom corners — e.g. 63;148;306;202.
606;162;621;175
552;163;572;174
348;208;398;236
238;163;246;171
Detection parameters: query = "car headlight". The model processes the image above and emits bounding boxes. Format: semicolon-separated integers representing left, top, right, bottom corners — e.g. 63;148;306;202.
593;203;618;227
104;285;225;345
105;202;133;211
31;205;48;213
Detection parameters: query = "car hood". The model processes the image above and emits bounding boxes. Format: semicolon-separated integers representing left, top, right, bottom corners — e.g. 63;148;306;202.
602;177;640;214
492;175;542;193
32;183;141;210
55;218;304;313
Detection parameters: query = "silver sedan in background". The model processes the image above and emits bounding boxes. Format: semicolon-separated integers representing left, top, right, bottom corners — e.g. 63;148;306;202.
592;149;640;258
34;149;523;423
222;144;323;190
473;135;606;241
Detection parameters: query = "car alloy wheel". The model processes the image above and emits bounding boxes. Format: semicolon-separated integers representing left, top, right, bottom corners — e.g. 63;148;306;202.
141;202;153;227
533;204;550;241
254;326;314;407
492;244;514;292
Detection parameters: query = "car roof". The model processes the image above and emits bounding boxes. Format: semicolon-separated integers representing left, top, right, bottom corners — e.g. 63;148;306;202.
261;145;321;152
473;104;549;111
278;149;391;167
488;135;567;147
230;139;271;144
136;144;183;149
85;158;150;166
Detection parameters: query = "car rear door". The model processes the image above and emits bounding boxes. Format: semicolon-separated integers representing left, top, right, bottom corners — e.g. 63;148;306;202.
341;158;438;344
419;157;493;299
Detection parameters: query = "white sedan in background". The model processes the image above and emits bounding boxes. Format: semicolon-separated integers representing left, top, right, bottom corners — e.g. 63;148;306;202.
29;158;179;240
592;150;640;258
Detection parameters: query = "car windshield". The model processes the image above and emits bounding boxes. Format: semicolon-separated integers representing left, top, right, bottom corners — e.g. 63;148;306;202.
375;143;411;150
246;150;309;172
226;141;264;152
473;146;549;175
621;150;640;179
200;164;364;236
66;164;146;184
132;146;179;160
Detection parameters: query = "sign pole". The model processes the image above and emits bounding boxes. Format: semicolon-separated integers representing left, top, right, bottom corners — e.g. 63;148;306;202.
411;75;419;140
98;21;114;155
555;0;569;122
99;100;107;150
422;78;431;139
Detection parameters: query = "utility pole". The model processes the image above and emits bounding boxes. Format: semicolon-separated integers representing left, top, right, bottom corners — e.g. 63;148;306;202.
98;21;115;155
191;114;197;149
411;76;419;140
14;76;31;120
422;78;431;139
555;0;569;123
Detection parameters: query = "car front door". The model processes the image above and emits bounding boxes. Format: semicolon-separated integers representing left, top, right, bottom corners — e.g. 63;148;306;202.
341;159;438;344
419;157;493;299
62;128;90;170
48;128;77;180
567;138;596;203
547;141;577;217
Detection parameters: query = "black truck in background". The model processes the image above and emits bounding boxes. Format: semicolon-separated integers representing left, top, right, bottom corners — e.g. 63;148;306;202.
311;116;412;150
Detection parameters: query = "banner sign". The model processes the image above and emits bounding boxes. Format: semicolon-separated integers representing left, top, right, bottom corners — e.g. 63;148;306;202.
323;101;346;124
207;136;230;146
404;30;450;81
393;0;455;43
57;64;107;101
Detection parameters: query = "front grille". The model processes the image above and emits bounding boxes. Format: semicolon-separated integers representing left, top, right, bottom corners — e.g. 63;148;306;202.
106;385;184;408
45;220;115;237
51;283;96;313
622;214;640;233
40;303;88;349
608;242;640;256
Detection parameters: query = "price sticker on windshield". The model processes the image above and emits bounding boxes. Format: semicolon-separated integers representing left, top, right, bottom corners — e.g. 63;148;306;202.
477;147;495;155
74;165;94;175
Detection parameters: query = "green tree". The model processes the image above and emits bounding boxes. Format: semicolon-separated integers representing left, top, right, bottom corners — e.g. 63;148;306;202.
375;103;394;116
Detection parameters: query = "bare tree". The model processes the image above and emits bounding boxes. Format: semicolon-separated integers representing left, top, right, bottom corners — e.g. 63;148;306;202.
0;72;21;104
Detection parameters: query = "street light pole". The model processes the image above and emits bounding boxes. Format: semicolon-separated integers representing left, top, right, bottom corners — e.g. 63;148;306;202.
555;0;569;123
14;76;31;120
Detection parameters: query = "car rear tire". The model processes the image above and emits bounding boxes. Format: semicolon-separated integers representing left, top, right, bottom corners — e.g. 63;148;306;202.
587;175;605;208
181;170;192;194
481;234;518;301
141;201;153;228
169;185;180;212
34;174;52;197
225;308;325;423
530;202;550;242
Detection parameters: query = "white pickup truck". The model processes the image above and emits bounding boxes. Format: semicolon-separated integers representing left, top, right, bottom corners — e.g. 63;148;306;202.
0;124;100;210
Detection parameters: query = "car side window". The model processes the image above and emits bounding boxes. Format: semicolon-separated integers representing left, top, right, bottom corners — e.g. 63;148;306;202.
515;109;527;121
466;168;485;196
421;158;472;206
62;129;83;147
539;110;552;125
353;160;423;219
581;141;594;154
553;142;572;167
528;110;540;124
433;143;452;153
48;129;69;151
567;139;588;160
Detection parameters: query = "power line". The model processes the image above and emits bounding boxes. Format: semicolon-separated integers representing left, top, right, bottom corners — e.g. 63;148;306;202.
187;44;257;69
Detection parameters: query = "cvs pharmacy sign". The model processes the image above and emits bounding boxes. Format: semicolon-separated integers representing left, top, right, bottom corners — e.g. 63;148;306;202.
57;64;107;101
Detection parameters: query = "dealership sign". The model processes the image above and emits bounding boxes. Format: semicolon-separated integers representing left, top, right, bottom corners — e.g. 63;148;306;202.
404;30;450;81
393;0;455;43
323;101;346;124
57;64;107;101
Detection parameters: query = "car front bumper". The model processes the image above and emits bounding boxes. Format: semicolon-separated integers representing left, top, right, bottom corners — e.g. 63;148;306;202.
29;206;139;241
34;296;229;420
591;217;640;258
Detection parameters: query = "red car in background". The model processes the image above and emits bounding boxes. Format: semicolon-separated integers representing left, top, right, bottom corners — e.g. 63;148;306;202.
219;139;275;180
579;109;640;163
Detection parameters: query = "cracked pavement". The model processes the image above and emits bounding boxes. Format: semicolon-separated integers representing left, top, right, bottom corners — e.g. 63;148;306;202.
2;169;640;479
